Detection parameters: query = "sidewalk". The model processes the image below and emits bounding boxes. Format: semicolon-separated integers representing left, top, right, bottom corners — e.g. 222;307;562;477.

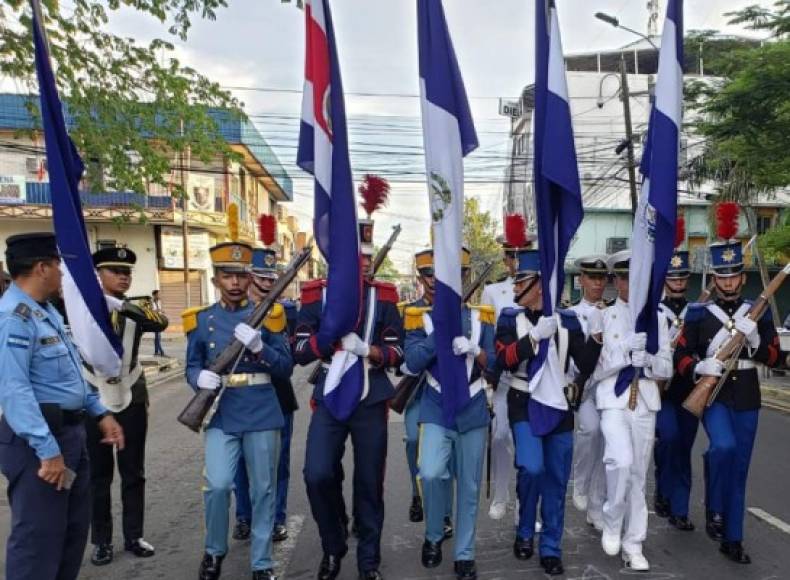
139;335;186;387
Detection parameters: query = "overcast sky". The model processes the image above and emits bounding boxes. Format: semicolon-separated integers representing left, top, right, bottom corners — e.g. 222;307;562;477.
64;1;777;268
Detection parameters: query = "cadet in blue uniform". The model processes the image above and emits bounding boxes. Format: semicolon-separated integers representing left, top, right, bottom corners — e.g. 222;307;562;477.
403;248;494;580
400;249;453;533
675;237;782;564
0;232;124;580
653;249;698;531
233;248;299;544
494;249;602;576
184;242;293;580
294;219;404;580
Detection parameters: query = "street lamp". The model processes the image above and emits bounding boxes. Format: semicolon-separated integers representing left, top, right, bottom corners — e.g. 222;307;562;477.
594;12;659;51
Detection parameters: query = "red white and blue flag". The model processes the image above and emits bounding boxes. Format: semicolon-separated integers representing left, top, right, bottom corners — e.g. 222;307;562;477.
297;0;364;420
417;0;479;428
31;2;122;376
614;0;682;397
529;0;584;435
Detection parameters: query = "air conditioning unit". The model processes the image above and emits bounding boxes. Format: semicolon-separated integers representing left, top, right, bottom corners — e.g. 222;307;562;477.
606;237;628;254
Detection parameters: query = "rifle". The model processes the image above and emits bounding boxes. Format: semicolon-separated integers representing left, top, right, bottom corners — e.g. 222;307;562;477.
177;246;313;432
390;260;497;414
306;224;403;385
683;263;789;418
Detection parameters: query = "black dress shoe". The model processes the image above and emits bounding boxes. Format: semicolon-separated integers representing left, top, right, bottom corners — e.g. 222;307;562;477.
454;560;477;580
273;523;288;542
443;516;454;539
654;494;670;518
125;538;155;557
720;541;751;564
90;543;113;566
540;556;564;576
317;553;344;580
199;553;224;580
513;536;534;560
359;570;383;580
233;519;252;540
421;539;443;568
669;515;695;531
409;495;424;523
706;512;724;542
252;570;278;580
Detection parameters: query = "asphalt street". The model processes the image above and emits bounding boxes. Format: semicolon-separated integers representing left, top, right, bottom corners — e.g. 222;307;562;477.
1;364;790;580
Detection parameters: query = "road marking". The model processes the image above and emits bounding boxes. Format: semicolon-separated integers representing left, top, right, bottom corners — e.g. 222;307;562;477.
748;507;790;534
276;514;305;579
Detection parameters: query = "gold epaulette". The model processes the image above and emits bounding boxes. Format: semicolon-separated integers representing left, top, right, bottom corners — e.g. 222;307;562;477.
468;304;496;326
262;303;286;333
181;305;209;335
404;306;432;331
397;301;408;317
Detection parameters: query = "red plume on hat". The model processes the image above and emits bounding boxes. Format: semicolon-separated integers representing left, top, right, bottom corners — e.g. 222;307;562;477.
358;174;390;218
505;214;528;248
674;215;686;249
715;202;739;241
258;214;277;246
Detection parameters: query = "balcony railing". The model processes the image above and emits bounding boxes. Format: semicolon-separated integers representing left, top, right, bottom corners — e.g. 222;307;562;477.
24;182;172;208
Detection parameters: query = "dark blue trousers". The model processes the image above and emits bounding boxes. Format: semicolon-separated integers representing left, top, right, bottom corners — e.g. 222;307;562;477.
702;402;758;542
654;399;699;517
235;412;294;525
303;401;388;573
0;420;91;580
512;421;573;558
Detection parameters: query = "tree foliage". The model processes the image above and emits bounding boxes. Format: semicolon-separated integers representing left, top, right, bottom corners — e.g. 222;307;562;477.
758;211;790;264
463;197;504;282
372;245;400;281
0;0;242;196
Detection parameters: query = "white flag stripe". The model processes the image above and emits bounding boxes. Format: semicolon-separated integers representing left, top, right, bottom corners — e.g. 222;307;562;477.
655;18;683;126
547;8;570;103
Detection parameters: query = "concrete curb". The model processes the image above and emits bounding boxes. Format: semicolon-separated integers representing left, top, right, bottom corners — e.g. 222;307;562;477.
147;365;184;389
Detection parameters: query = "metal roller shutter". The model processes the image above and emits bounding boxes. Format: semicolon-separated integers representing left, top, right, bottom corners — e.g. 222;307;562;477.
158;270;206;332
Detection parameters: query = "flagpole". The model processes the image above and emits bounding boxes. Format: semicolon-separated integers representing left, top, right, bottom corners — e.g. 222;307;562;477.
180;118;191;308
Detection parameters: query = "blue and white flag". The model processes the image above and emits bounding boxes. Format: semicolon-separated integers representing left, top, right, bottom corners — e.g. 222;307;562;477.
297;0;364;420
417;0;478;428
614;0;682;397
530;0;584;435
31;3;122;376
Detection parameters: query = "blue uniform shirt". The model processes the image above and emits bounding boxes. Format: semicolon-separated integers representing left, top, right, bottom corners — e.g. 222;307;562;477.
0;283;107;460
185;300;293;434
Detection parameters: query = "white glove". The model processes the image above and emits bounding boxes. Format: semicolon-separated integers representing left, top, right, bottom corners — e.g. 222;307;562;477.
734;316;760;349
696;357;724;378
452;336;481;357
529;316;558;342
197;370;221;391
234;323;263;354
586;308;604;336
341;333;370;357
105;295;123;312
626;332;647;353
631;349;651;368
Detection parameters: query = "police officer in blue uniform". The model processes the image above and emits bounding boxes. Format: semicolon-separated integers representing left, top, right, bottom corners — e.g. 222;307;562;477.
675;238;782;564
0;232;125;580
294;219;404;580
653;249;698;531
233;247;299;544
494;249;602;576
184;242;293;580
403;248;494;580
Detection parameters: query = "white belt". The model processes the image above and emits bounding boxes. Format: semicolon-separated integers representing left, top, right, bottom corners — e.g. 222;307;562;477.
509;375;529;393
734;360;757;370
222;372;271;387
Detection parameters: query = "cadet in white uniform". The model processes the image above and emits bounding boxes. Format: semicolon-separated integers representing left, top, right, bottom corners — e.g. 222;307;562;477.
594;251;672;572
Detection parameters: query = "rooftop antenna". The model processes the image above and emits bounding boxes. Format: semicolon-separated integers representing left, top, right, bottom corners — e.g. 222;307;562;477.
647;0;660;38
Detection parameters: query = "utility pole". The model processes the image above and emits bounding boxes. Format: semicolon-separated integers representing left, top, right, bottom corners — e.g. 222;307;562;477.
619;53;639;220
745;207;781;327
180;119;191;308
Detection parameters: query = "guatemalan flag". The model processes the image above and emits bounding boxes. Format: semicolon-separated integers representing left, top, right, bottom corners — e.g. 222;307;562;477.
529;0;584;435
614;0;682;397
417;0;479;428
31;2;122;376
297;0;364;421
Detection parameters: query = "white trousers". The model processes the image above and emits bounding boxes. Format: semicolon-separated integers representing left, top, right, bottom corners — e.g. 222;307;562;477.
600;401;656;555
573;396;605;522
490;382;513;505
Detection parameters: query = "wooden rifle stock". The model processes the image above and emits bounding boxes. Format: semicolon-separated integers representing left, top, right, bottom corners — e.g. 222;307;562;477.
389;261;497;414
177;247;313;432
683;263;789;418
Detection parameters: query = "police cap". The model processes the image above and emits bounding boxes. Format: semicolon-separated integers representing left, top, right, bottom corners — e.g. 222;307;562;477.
93;247;137;270
5;232;59;262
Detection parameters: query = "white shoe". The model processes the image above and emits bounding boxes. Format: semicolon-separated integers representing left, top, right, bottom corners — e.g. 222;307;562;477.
623;551;650;571
586;513;603;532
601;531;621;556
572;493;588;512
488;501;506;520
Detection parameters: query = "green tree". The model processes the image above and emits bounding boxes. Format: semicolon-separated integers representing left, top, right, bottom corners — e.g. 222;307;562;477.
758;212;790;264
1;0;242;197
371;245;400;281
463;196;504;284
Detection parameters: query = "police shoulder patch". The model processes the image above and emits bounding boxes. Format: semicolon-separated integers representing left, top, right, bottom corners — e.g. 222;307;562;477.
13;303;31;320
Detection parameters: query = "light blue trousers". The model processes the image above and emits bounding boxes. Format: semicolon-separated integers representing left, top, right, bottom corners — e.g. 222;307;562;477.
204;428;280;571
405;399;453;518
418;423;486;560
